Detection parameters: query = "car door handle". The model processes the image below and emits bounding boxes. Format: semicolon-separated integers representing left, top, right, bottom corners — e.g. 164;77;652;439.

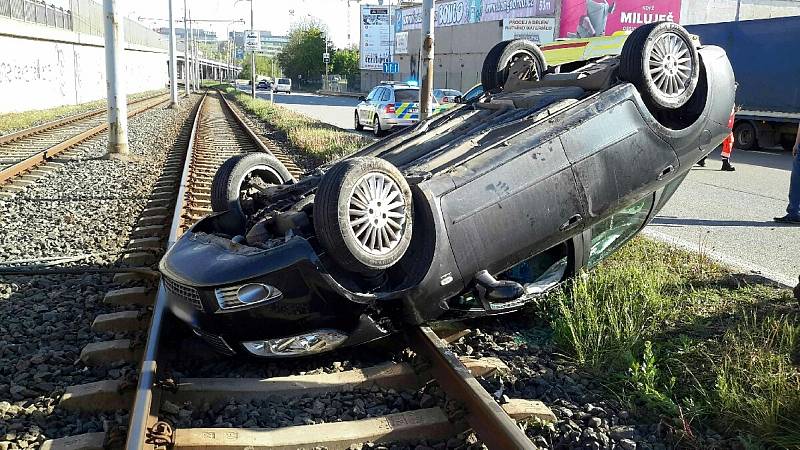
559;214;583;231
658;165;675;180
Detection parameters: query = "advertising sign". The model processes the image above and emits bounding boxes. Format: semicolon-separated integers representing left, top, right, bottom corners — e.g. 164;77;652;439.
395;31;409;54
502;17;556;43
559;0;681;38
397;0;556;31
360;5;393;70
244;30;260;51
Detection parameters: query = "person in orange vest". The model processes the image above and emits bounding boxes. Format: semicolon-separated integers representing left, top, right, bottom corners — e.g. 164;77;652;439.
697;113;736;171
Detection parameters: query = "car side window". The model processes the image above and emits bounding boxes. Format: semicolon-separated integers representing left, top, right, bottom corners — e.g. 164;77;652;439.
381;88;391;102
366;88;379;101
586;195;655;267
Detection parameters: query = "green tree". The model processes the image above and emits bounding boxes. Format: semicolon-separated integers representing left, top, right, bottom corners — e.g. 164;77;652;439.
240;54;278;80
332;46;359;80
277;18;328;85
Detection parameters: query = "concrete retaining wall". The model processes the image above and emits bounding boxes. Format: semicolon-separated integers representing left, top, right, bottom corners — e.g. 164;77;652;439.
0;17;167;113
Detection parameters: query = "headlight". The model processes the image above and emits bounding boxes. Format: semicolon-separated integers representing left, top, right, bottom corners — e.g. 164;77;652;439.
215;283;281;310
242;329;348;357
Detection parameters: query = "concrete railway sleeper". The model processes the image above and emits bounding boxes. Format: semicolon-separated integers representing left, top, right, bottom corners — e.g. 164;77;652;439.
41;90;553;450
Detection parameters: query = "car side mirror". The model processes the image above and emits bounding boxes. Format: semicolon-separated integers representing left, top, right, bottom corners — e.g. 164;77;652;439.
359;96;367;102
454;95;462;103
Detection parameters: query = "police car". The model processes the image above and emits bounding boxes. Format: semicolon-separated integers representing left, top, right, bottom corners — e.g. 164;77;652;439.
354;82;439;136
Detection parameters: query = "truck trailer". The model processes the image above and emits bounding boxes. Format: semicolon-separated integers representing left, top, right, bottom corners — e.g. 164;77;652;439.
686;17;800;151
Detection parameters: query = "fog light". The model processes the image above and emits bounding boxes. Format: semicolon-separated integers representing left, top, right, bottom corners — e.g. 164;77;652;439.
215;283;281;310
242;329;348;357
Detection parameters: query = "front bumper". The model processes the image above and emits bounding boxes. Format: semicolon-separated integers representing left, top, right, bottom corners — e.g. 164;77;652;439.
160;219;392;356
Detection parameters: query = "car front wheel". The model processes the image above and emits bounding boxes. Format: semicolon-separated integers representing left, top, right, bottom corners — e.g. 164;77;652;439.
314;157;413;273
210;153;294;235
354;111;364;131
372;116;383;137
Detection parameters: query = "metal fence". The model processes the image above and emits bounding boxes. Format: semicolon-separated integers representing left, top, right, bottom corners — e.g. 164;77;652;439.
0;0;73;30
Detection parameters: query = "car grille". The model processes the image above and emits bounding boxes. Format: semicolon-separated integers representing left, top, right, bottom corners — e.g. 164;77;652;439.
193;329;236;356
163;277;204;312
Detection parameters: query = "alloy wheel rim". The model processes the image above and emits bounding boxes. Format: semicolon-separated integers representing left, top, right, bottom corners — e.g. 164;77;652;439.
347;172;406;256
647;32;693;98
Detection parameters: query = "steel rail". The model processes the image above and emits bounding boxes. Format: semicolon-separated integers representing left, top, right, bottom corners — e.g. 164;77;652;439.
0;92;168;146
124;92;207;450
409;326;535;450
0;95;171;185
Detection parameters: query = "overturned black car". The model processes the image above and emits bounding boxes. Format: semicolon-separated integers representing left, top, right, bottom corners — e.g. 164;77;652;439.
161;23;735;357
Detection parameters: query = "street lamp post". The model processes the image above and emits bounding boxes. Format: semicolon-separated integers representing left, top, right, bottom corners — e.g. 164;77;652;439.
167;0;178;106
420;0;434;120
183;0;190;94
249;0;255;99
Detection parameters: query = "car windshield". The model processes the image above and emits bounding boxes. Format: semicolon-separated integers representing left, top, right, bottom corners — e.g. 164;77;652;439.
393;89;418;103
278;78;290;84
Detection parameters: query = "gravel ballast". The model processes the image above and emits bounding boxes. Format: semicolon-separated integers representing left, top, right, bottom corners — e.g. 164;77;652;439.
0;95;198;448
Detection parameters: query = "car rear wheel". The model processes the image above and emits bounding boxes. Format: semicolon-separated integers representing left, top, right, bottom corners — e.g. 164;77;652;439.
211;153;294;235
314;157;413;273
734;121;759;150
481;39;547;93
619;22;699;111
354;111;364;131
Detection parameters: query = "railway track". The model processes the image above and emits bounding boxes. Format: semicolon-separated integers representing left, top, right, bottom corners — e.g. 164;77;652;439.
0;92;171;189
42;90;553;450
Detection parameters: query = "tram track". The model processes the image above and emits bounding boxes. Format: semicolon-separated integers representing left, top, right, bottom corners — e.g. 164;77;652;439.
0;93;171;188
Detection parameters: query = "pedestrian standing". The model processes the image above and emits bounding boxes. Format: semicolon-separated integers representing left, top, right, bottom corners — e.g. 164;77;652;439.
697;114;736;170
774;123;800;224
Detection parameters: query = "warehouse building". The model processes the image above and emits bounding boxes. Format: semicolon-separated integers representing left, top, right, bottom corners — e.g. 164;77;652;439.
360;0;800;93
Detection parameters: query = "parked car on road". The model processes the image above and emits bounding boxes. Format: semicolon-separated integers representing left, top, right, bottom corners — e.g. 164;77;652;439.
273;78;292;94
433;88;463;104
161;23;735;358
257;79;271;90
354;82;440;137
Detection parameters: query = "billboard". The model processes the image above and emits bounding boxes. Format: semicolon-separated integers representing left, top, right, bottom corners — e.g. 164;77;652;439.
502;17;556;44
559;0;681;38
397;0;556;31
360;5;393;70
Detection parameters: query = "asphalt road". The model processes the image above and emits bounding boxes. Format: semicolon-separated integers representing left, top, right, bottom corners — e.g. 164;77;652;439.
241;87;799;286
238;86;361;131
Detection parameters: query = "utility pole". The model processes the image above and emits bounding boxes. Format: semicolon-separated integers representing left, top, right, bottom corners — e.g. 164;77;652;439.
183;0;190;94
167;0;178;106
419;0;434;120
102;0;128;156
250;0;256;99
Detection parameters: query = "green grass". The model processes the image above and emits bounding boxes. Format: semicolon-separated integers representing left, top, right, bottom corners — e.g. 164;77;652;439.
549;237;800;447
0;90;166;136
214;83;370;166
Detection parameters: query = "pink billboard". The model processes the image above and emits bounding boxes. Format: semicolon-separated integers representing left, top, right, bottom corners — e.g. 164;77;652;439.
559;0;682;38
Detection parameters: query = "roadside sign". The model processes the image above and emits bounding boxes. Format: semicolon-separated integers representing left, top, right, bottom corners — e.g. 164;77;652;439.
323;52;330;64
382;61;399;74
244;30;260;51
235;48;244;59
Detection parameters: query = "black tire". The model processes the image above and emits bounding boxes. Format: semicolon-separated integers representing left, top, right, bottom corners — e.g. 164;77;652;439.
372;116;383;137
354;111;364;131
315;157;413;273
481;39;547;93
733;121;758;150
619;22;700;111
211;153;294;234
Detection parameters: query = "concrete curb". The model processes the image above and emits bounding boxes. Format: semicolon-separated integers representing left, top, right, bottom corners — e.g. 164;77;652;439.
316;90;365;98
643;227;794;288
